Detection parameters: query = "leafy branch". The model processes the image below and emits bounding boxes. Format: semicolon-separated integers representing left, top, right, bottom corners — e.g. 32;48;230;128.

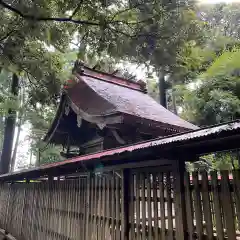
0;28;16;43
0;0;159;38
0;0;100;26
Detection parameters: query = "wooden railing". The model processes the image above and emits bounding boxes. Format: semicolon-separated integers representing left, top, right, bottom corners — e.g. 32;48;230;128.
0;168;239;239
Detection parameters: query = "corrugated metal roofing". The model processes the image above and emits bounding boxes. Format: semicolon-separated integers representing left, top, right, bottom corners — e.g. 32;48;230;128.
44;120;240;169
1;120;240;180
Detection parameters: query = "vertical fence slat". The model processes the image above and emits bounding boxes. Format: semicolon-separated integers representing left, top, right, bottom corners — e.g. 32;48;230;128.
211;171;224;240
115;174;120;240
166;172;173;240
121;169;130;240
86;174;91;239
100;176;104;240
141;172;147;240
147;173;152;239
135;172;141;239
81;178;86;240
106;175;111;239
93;175;98;240
184;172;194;240
101;176;106;240
192;171;204;239
97;176;102;240
85;175;91;240
174;162;188;240
111;174;116;240
159;172;166;240
153;173;159;240
202;171;214;239
221;170;236;239
233;170;240;231
129;172;135;240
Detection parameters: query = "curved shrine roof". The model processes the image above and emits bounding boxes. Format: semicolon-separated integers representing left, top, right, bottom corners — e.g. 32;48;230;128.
44;65;198;145
79;74;197;131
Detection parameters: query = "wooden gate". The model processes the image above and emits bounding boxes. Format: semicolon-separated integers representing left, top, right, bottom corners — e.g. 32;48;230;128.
127;164;186;240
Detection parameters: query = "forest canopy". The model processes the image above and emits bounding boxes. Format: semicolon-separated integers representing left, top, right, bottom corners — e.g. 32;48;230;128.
0;0;239;171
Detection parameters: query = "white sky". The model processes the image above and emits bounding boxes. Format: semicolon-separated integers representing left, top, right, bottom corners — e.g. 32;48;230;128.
199;0;240;3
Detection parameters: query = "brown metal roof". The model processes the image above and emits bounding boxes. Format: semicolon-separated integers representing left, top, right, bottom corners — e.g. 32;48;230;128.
44;66;198;145
77;73;198;131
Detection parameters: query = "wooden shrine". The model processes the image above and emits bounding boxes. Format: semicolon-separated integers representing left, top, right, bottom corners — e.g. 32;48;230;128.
44;62;198;158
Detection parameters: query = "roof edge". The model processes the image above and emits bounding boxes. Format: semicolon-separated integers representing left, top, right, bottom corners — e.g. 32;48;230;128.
1;120;240;181
73;61;147;92
43;94;66;143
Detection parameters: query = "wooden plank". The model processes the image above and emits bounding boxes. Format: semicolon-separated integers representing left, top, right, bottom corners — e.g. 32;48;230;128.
99;176;104;240
152;173;159;240
184;172;194;240
89;176;94;240
97;176;102;240
135;172;141;239
147;173;152;239
233;170;240;231
129;172;135;240
67;180;72;237
166;172;174;240
106;175;110;239
92;175;98;240
48;181;54;239
115;174;121;240
141;172;147;240
192;171;204;239
64;180;69;237
121;169;130;240
201;171;214;239
99;159;174;172
58;181;64;240
102;176;106;240
81;178;86;239
85;175;91;240
41;182;47;239
111;175;116;240
77;175;83;239
72;179;78;240
221;170;236;239
174;161;188;240
159;172;166;240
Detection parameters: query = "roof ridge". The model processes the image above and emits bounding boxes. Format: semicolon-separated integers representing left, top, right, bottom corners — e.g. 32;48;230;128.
74;64;147;93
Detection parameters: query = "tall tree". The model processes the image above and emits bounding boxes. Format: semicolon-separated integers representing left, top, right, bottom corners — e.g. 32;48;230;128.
0;73;19;173
0;0;205;170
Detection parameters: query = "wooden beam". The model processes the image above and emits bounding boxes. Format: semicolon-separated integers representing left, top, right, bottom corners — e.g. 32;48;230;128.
121;169;130;240
174;159;188;240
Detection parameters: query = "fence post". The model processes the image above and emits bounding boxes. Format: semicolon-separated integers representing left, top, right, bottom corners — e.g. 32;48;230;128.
121;169;130;240
85;173;91;240
174;159;187;240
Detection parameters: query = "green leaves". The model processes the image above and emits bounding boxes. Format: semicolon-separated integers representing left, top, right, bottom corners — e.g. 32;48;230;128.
203;48;240;78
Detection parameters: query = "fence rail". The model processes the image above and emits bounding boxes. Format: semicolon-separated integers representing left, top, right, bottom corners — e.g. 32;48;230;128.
0;169;239;240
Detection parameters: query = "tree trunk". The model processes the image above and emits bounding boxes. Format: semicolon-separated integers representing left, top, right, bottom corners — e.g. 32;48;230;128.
10;121;21;172
0;73;19;174
172;88;178;115
29;150;33;167
158;72;167;108
10;86;25;172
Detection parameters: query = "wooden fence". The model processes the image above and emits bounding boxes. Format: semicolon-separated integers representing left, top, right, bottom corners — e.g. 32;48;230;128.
0;168;239;239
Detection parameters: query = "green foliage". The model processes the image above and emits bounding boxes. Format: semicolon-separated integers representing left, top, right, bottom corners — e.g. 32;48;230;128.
203;48;240;78
198;3;240;40
180;48;240;126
